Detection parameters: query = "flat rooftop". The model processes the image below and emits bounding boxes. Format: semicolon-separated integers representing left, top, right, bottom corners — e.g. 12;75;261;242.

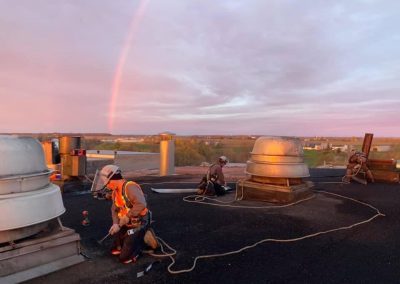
26;168;400;284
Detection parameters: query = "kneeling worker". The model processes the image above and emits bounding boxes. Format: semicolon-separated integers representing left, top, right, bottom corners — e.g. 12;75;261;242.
197;156;229;196
344;150;374;184
92;165;158;264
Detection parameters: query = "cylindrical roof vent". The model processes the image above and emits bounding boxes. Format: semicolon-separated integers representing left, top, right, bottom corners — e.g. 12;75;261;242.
0;135;65;244
159;132;175;176
246;136;309;181
0;136;47;177
238;136;312;203
59;136;81;155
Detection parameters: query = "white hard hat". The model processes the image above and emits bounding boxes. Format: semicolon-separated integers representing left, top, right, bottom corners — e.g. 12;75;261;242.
100;165;121;180
91;165;121;192
219;156;229;164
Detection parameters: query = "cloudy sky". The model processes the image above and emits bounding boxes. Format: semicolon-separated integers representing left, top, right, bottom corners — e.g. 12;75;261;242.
1;0;399;136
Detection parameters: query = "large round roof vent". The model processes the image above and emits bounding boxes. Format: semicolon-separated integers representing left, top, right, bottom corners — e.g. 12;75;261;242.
0;135;65;243
246;136;310;180
238;136;313;203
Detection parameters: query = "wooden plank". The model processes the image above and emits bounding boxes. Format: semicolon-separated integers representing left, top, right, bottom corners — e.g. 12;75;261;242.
362;133;374;158
250;176;303;186
237;180;313;204
371;170;399;183
367;159;396;171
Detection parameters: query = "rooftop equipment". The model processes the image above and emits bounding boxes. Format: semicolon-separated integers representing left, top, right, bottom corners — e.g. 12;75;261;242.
359;133;400;183
159;132;175;176
237;136;313;203
0;135;83;282
59;136;86;180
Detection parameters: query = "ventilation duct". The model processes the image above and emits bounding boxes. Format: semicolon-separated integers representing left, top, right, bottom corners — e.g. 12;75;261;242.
159;132;175;176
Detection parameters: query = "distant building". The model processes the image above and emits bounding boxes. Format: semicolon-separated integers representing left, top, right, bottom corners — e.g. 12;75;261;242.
203;141;219;146
303;142;330;150
331;144;348;152
371;145;391;152
116;138;144;143
100;138;144;143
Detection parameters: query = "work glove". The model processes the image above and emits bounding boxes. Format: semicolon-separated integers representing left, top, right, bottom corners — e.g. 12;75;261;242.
109;223;120;235
119;215;130;227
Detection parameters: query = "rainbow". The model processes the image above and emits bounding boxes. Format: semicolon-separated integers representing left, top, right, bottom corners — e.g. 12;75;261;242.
108;0;149;132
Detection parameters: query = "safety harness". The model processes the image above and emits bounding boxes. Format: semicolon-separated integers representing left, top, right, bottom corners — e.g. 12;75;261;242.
206;164;218;182
197;164;227;196
113;181;148;219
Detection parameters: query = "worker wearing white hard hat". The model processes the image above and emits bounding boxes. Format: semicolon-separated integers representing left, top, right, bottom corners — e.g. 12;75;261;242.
197;156;229;196
91;165;158;264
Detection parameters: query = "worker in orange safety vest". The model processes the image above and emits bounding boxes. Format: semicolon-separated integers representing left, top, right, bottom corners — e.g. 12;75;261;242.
93;165;158;264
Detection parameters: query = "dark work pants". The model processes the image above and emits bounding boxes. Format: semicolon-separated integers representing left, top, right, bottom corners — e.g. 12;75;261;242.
213;182;226;196
113;225;146;262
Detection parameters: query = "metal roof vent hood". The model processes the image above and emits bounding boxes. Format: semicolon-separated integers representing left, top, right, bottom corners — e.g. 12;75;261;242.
0;135;65;242
0;136;52;194
0;135;83;282
237;136;313;203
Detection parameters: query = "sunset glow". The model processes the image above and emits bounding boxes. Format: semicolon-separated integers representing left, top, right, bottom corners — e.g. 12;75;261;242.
0;1;399;136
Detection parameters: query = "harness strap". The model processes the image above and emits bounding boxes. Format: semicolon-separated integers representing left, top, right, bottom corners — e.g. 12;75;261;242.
122;181;148;217
121;181;133;208
207;164;217;181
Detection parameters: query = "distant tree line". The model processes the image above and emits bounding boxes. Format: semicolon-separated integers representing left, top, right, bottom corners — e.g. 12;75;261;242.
174;139;253;166
81;137;400;168
83;137;254;166
83;139;159;153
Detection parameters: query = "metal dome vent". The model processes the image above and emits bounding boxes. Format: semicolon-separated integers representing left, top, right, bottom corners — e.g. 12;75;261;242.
0;135;65;242
0;135;83;282
237;136;313;203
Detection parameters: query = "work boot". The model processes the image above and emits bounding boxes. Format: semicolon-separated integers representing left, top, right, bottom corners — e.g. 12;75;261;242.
111;249;121;255
111;246;121;255
122;256;137;264
144;228;159;250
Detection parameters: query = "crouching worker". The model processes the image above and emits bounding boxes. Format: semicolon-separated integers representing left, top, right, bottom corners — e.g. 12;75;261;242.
91;165;158;264
197;156;229;196
344;150;374;184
